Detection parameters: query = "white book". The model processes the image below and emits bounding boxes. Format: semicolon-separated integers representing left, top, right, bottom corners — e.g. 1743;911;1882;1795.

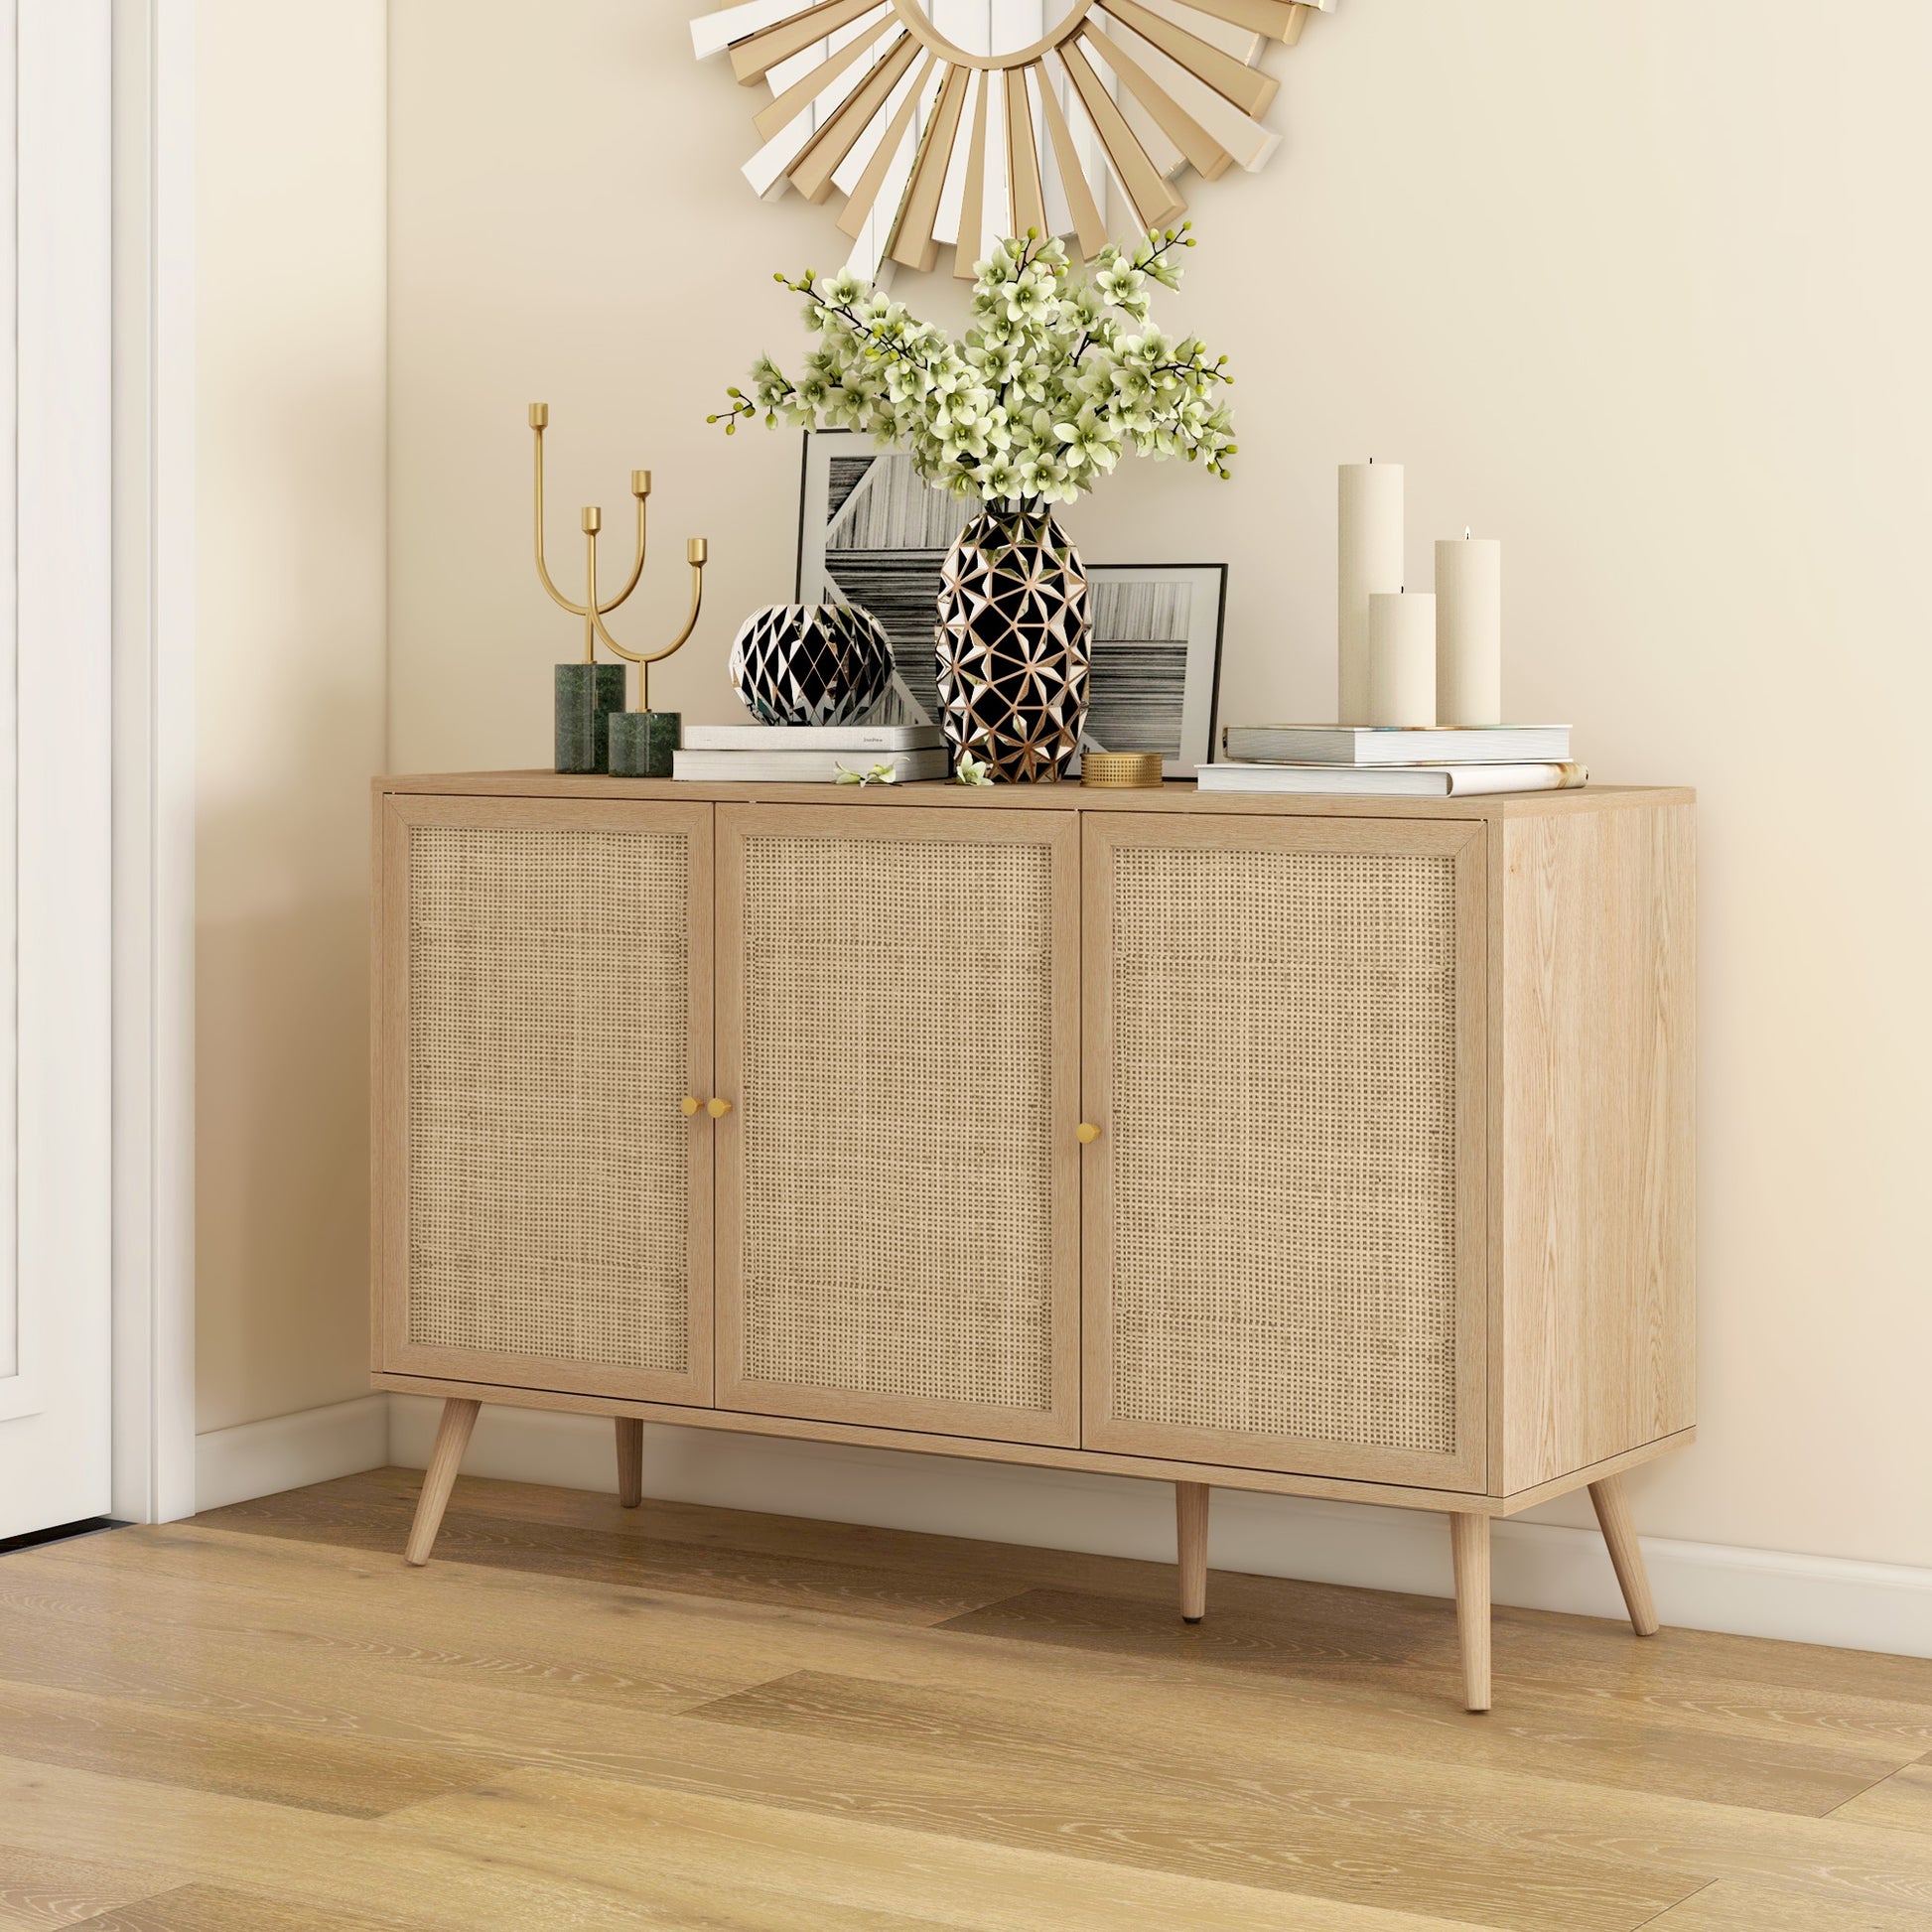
1194;761;1588;797
672;747;951;783
1222;724;1571;765
679;721;943;752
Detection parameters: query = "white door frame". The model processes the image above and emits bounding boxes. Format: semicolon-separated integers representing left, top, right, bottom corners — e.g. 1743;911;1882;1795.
108;0;196;1525
1;0;117;1537
0;0;194;1532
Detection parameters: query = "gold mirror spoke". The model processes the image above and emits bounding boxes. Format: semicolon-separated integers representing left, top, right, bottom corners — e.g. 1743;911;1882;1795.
837;52;938;239
730;0;886;85
700;0;1321;270
1004;63;1047;238
1077;22;1231;183
790;33;921;203
756;17;901;141
890;60;970;271
887;0;1096;69
1059;35;1185;230
1035;55;1108;258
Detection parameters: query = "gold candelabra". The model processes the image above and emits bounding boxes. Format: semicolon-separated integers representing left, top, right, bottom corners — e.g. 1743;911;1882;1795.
531;402;709;776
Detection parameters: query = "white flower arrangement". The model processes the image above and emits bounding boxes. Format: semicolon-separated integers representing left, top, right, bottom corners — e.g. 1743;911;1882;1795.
711;226;1235;508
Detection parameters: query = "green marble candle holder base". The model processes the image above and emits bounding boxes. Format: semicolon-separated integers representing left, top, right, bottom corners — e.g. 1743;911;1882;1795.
608;710;680;778
555;663;626;774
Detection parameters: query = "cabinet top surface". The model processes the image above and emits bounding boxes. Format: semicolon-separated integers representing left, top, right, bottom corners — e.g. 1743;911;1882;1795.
377;772;1693;819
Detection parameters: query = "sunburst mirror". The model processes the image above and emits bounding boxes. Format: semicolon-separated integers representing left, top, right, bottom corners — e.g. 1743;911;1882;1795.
690;0;1326;281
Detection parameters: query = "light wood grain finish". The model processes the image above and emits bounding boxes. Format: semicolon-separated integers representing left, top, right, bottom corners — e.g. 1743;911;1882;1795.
1450;1511;1492;1713
374;792;715;1407
1648;1878;1932;1928
373;1368;1693;1517
1174;1482;1208;1621
1588;1473;1660;1636
0;1844;176;1931
56;1885;394;1932
376;769;1692;817
1832;1763;1932;1836
380;1766;1487;1932
714;804;1082;1449
1496;801;1696;1491
1080;811;1489;1491
404;1397;479;1566
615;1416;643;1509
4;1477;1930;1930
30;1496;1928;1813
370;774;1696;1711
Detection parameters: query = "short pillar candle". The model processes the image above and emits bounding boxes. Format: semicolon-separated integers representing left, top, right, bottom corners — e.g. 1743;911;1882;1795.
1337;461;1404;726
1368;591;1436;728
1435;533;1503;726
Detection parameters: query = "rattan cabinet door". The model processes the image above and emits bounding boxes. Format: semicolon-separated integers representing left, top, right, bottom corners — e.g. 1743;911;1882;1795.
715;804;1081;1446
375;795;714;1404
1083;813;1488;1489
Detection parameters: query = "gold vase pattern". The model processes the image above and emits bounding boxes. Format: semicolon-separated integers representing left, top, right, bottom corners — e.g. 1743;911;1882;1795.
935;506;1091;783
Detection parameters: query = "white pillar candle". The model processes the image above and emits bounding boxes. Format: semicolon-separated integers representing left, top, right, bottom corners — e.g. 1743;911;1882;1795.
1368;591;1436;728
1435;531;1503;726
1337;461;1404;725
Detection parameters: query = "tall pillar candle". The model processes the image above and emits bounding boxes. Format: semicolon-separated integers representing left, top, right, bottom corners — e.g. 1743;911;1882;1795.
1368;591;1436;728
1337;461;1404;725
1435;533;1503;725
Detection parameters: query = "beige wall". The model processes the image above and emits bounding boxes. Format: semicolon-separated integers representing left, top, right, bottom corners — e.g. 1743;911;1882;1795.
196;1;389;1434
385;2;1932;1568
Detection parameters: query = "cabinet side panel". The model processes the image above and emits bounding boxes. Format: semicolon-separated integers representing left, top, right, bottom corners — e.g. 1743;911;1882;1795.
1500;802;1696;1490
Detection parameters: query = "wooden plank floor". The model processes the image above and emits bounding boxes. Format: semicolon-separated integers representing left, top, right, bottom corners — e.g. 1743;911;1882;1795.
0;1469;1928;1931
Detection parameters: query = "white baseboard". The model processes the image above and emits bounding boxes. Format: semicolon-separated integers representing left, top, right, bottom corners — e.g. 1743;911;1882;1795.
195;1393;390;1511
388;1394;1932;1661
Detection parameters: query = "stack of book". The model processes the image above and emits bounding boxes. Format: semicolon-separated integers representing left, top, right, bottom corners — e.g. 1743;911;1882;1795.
673;721;948;783
1197;724;1587;795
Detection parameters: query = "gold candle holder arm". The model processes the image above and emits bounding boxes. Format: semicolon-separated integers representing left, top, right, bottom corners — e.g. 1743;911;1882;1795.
593;538;709;714
531;402;650;620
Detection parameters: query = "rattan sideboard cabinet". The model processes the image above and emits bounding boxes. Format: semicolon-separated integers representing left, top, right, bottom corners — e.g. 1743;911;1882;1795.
373;773;1695;1711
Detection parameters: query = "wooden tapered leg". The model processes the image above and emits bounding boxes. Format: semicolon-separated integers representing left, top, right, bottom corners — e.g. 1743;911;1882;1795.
1449;1512;1491;1713
404;1398;480;1567
1589;1473;1660;1636
616;1417;644;1509
1176;1481;1209;1622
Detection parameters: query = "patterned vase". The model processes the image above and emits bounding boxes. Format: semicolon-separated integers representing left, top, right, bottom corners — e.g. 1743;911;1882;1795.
935;504;1091;782
729;603;894;727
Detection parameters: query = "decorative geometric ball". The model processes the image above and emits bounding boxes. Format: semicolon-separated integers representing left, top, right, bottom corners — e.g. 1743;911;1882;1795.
728;603;894;727
935;507;1091;783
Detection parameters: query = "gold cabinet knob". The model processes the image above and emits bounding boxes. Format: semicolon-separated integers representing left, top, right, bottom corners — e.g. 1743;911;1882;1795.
680;1096;701;1117
1077;1122;1101;1145
707;1096;733;1118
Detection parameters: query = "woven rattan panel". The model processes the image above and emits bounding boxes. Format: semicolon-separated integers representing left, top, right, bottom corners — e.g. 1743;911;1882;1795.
741;834;1054;1411
408;826;690;1370
1110;845;1457;1452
